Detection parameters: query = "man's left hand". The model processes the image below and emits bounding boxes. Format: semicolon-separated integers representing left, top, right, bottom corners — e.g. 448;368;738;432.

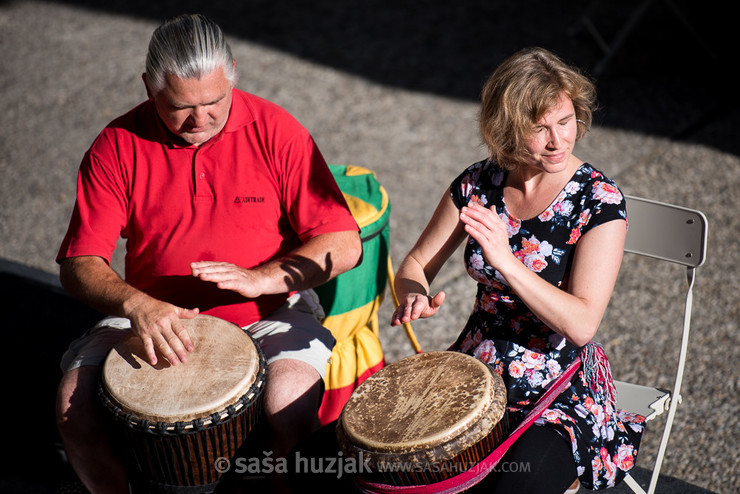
190;261;264;299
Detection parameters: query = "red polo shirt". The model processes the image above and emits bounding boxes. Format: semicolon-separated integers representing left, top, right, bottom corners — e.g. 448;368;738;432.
58;89;358;326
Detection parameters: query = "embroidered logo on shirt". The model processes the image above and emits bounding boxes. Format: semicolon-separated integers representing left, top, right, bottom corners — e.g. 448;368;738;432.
234;196;265;204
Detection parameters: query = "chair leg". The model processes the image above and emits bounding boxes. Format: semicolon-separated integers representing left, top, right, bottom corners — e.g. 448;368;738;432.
623;473;647;494
643;268;696;494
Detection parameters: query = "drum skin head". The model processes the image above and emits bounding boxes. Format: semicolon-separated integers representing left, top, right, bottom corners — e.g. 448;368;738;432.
102;314;261;423
338;351;506;464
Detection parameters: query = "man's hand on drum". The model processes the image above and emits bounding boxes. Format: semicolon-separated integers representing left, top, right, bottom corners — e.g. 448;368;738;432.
190;261;266;299
126;293;198;367
390;291;446;327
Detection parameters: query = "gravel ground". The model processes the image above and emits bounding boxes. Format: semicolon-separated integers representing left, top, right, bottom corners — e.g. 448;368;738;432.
1;1;737;492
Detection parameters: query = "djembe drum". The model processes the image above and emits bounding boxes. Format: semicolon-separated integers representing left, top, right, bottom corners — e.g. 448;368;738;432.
337;351;509;492
98;314;266;493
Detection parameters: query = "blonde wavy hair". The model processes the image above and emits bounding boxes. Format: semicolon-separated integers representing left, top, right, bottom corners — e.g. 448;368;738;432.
479;47;596;170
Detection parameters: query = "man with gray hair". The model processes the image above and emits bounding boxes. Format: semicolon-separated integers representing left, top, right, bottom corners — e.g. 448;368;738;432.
55;14;361;493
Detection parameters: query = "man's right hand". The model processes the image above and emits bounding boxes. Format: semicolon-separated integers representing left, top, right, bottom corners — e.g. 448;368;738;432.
124;293;198;366
60;256;198;367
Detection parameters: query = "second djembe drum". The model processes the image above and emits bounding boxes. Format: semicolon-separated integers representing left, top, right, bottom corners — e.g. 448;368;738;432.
337;351;509;489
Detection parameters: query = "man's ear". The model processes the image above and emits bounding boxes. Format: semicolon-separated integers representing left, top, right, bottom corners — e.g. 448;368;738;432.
142;73;153;99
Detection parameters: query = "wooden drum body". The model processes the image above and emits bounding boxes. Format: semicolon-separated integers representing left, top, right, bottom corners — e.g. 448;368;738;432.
99;314;266;493
337;351;508;489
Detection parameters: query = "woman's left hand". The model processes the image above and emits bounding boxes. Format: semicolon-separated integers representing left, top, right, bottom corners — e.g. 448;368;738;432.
459;202;513;269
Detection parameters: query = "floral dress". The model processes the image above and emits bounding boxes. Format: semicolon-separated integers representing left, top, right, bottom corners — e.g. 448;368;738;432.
449;159;645;490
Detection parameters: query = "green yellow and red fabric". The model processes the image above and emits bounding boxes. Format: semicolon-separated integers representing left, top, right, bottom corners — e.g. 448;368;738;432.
314;165;390;425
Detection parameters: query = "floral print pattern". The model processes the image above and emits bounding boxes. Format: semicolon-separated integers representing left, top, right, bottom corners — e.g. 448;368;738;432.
449;160;644;490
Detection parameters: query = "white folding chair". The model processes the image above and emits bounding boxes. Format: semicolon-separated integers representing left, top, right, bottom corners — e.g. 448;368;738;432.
615;195;708;494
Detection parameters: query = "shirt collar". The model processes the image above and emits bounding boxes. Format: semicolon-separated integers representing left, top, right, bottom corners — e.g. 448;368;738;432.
221;88;255;134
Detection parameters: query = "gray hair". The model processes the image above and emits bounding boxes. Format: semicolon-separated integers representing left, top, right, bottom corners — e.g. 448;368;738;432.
145;14;238;93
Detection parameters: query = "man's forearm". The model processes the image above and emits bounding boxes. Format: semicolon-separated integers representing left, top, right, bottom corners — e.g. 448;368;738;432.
190;229;363;299
59;255;147;318
260;230;363;292
60;255;198;366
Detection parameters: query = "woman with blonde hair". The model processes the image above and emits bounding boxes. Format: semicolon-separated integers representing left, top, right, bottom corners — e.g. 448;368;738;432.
391;47;645;493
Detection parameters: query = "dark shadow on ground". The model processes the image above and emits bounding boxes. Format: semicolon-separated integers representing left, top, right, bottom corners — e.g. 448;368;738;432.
0;264;103;492
47;0;737;156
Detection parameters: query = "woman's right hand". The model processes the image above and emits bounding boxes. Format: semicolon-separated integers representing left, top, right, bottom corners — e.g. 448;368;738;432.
390;291;446;326
389;191;466;328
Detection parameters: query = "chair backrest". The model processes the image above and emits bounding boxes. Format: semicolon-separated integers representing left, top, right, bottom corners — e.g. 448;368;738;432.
617;195;708;494
623;195;707;268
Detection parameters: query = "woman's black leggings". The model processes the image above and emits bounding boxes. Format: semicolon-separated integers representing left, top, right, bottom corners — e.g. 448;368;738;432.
287;422;578;493
467;424;578;493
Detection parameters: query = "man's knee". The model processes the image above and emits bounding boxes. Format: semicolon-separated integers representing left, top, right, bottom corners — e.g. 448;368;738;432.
264;359;323;418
